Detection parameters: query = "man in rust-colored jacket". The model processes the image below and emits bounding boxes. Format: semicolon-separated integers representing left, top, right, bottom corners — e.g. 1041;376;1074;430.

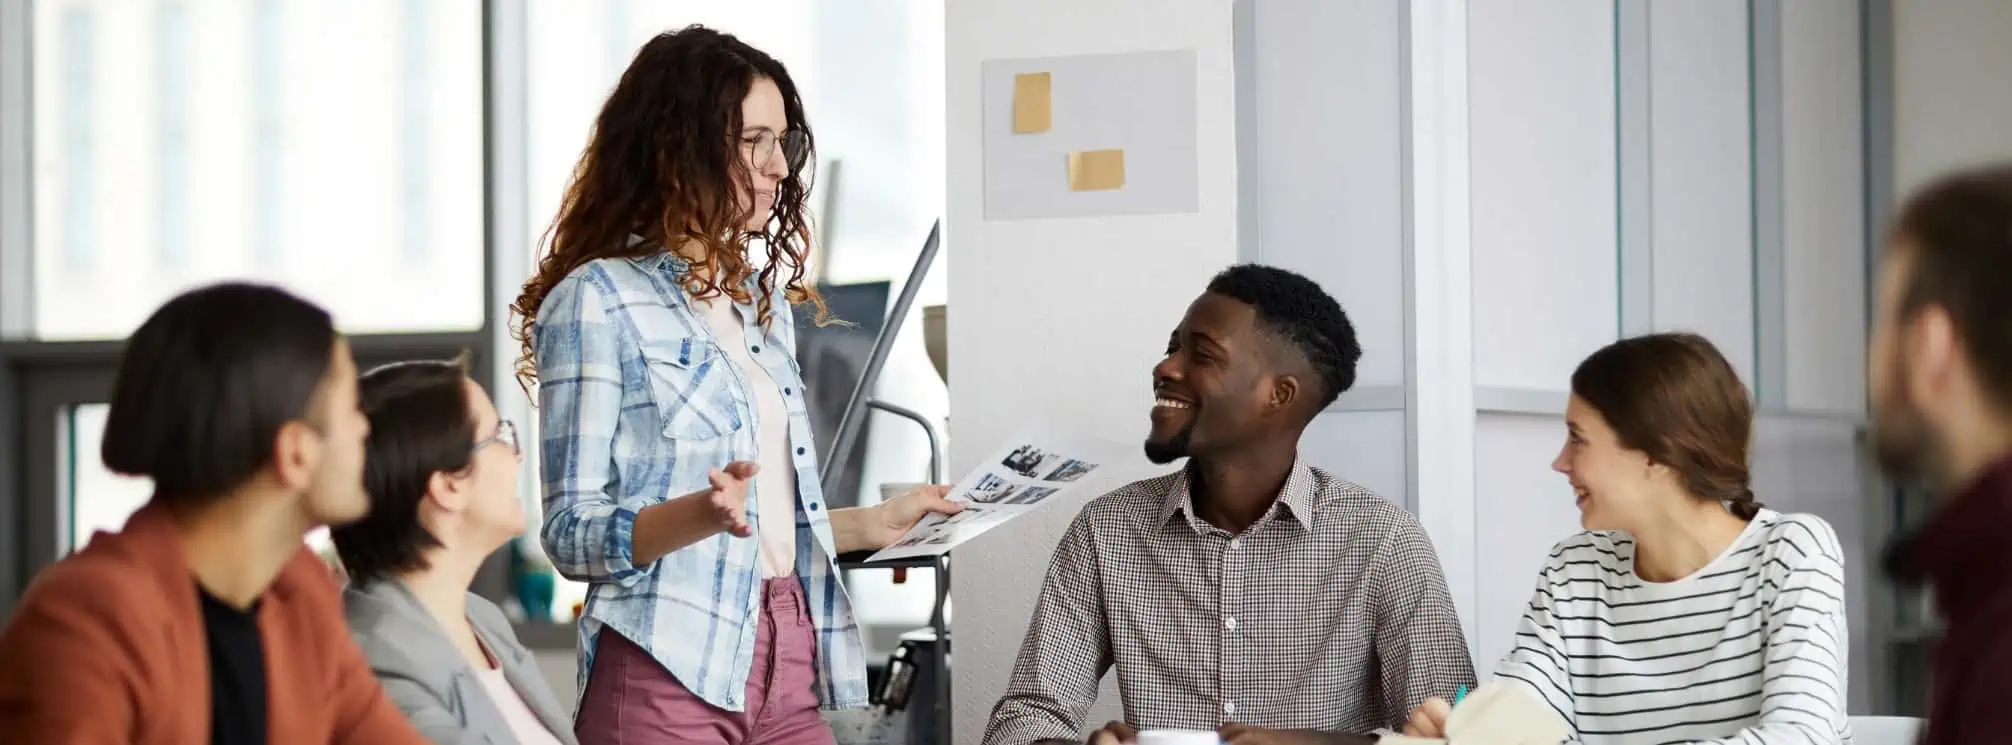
1871;163;2012;745
0;283;427;745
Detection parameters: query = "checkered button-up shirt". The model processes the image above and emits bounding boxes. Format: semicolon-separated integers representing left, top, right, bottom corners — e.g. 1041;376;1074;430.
983;461;1477;744
534;254;866;714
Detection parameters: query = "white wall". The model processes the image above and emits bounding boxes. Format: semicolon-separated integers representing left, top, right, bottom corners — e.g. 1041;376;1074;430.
1781;0;1866;416
1468;0;1617;394
1894;0;2012;195
1771;0;1872;709
1240;0;1404;392
1236;0;1411;511
1471;413;1583;664
946;0;1879;738
1647;0;1755;382
1243;0;1874;710
944;0;1241;739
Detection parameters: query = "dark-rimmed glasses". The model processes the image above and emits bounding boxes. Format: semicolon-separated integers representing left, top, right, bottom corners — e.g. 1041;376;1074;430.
744;129;810;173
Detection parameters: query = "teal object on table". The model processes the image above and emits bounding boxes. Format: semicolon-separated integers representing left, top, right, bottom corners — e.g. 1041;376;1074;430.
510;544;556;622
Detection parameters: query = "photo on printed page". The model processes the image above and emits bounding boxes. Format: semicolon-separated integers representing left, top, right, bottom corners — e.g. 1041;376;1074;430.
941;505;989;525
1041;458;1097;483
861;422;1131;563
971;485;1020;504
965;473;1017;503
1000;444;1055;478
1004;486;1058;506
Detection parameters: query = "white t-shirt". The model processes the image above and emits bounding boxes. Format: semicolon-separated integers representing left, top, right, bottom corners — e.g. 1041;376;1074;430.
473;666;567;745
1492;509;1851;745
697;297;800;578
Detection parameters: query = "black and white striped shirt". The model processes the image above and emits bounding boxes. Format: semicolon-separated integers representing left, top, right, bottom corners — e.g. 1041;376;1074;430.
1494;510;1851;745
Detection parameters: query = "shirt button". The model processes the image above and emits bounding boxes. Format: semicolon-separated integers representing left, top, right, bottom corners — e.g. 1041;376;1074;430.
796;447;806;455
784;387;793;395
1229;538;1241;550
751;345;762;354
1224;701;1236;716
809;502;821;511
1225;616;1238;631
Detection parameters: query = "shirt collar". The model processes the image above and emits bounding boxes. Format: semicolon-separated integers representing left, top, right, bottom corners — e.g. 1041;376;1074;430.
1891;451;2012;620
628;235;769;307
1156;457;1317;534
627;234;690;275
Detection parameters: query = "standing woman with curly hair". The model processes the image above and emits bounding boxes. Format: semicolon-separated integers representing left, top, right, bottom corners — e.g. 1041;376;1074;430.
512;26;958;745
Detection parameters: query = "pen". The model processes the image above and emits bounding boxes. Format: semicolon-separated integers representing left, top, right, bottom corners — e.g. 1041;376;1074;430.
1454;685;1468;706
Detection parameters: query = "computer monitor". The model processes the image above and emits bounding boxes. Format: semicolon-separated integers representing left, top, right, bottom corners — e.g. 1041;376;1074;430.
793;280;892;509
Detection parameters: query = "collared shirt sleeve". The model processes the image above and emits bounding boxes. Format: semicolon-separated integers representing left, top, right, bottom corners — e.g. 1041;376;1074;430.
1369;512;1478;729
982;514;1112;745
535;270;648;586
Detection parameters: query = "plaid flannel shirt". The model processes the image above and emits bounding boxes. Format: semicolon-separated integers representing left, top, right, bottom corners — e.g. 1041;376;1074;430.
534;253;866;713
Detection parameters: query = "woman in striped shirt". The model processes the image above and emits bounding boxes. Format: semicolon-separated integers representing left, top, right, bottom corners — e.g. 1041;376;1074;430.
1406;332;1850;745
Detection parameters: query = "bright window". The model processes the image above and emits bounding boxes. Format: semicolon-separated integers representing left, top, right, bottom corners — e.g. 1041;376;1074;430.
28;0;485;340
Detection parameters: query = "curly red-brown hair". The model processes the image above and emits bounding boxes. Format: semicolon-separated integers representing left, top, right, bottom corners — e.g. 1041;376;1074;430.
510;25;828;392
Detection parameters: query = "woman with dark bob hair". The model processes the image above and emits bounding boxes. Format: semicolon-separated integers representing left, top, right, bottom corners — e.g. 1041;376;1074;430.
332;358;575;744
1405;333;1851;744
511;25;957;744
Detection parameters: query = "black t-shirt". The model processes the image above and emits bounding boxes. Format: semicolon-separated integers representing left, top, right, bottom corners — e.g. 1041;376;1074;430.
198;585;268;745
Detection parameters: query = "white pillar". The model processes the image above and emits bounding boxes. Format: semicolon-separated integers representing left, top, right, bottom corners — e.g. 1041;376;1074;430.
944;0;1242;737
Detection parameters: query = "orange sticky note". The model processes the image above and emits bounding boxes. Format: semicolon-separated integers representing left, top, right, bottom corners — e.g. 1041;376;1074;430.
1013;72;1052;134
1068;149;1125;191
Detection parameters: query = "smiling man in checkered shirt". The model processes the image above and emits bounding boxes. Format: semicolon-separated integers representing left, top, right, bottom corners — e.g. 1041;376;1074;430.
983;265;1477;745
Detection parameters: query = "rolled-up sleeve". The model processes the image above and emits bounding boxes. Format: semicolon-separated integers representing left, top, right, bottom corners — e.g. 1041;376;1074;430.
536;270;647;585
983;516;1111;745
1370;515;1478;729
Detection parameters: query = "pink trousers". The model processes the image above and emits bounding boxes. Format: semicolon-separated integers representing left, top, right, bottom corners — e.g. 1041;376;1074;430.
574;578;835;745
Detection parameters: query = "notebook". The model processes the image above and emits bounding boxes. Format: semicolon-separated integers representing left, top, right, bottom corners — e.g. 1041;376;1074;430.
1375;681;1570;745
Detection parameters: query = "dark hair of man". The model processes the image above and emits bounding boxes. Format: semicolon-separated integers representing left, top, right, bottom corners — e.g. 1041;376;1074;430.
1892;162;2012;412
101;282;337;506
329;356;476;585
1204;264;1362;412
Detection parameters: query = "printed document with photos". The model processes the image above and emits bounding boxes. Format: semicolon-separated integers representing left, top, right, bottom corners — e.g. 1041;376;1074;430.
865;424;1127;562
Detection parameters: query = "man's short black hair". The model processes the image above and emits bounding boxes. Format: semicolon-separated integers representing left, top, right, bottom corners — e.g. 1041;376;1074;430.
101;282;337;505
330;357;476;584
1205;264;1361;411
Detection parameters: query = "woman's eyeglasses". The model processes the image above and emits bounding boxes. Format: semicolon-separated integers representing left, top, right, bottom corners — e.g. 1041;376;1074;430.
474;420;520;456
744;129;810;174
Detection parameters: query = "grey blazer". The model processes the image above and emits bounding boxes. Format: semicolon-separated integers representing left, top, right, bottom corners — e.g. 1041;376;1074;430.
344;580;579;745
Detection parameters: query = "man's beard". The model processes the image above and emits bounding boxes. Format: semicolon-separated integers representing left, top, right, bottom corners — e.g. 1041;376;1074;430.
1871;364;1948;494
1143;422;1195;465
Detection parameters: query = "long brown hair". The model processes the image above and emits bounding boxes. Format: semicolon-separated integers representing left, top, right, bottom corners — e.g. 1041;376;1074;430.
510;25;828;392
1570;332;1762;519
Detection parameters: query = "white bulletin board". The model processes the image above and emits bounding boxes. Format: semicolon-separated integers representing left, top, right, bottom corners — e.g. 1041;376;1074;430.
981;49;1200;220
